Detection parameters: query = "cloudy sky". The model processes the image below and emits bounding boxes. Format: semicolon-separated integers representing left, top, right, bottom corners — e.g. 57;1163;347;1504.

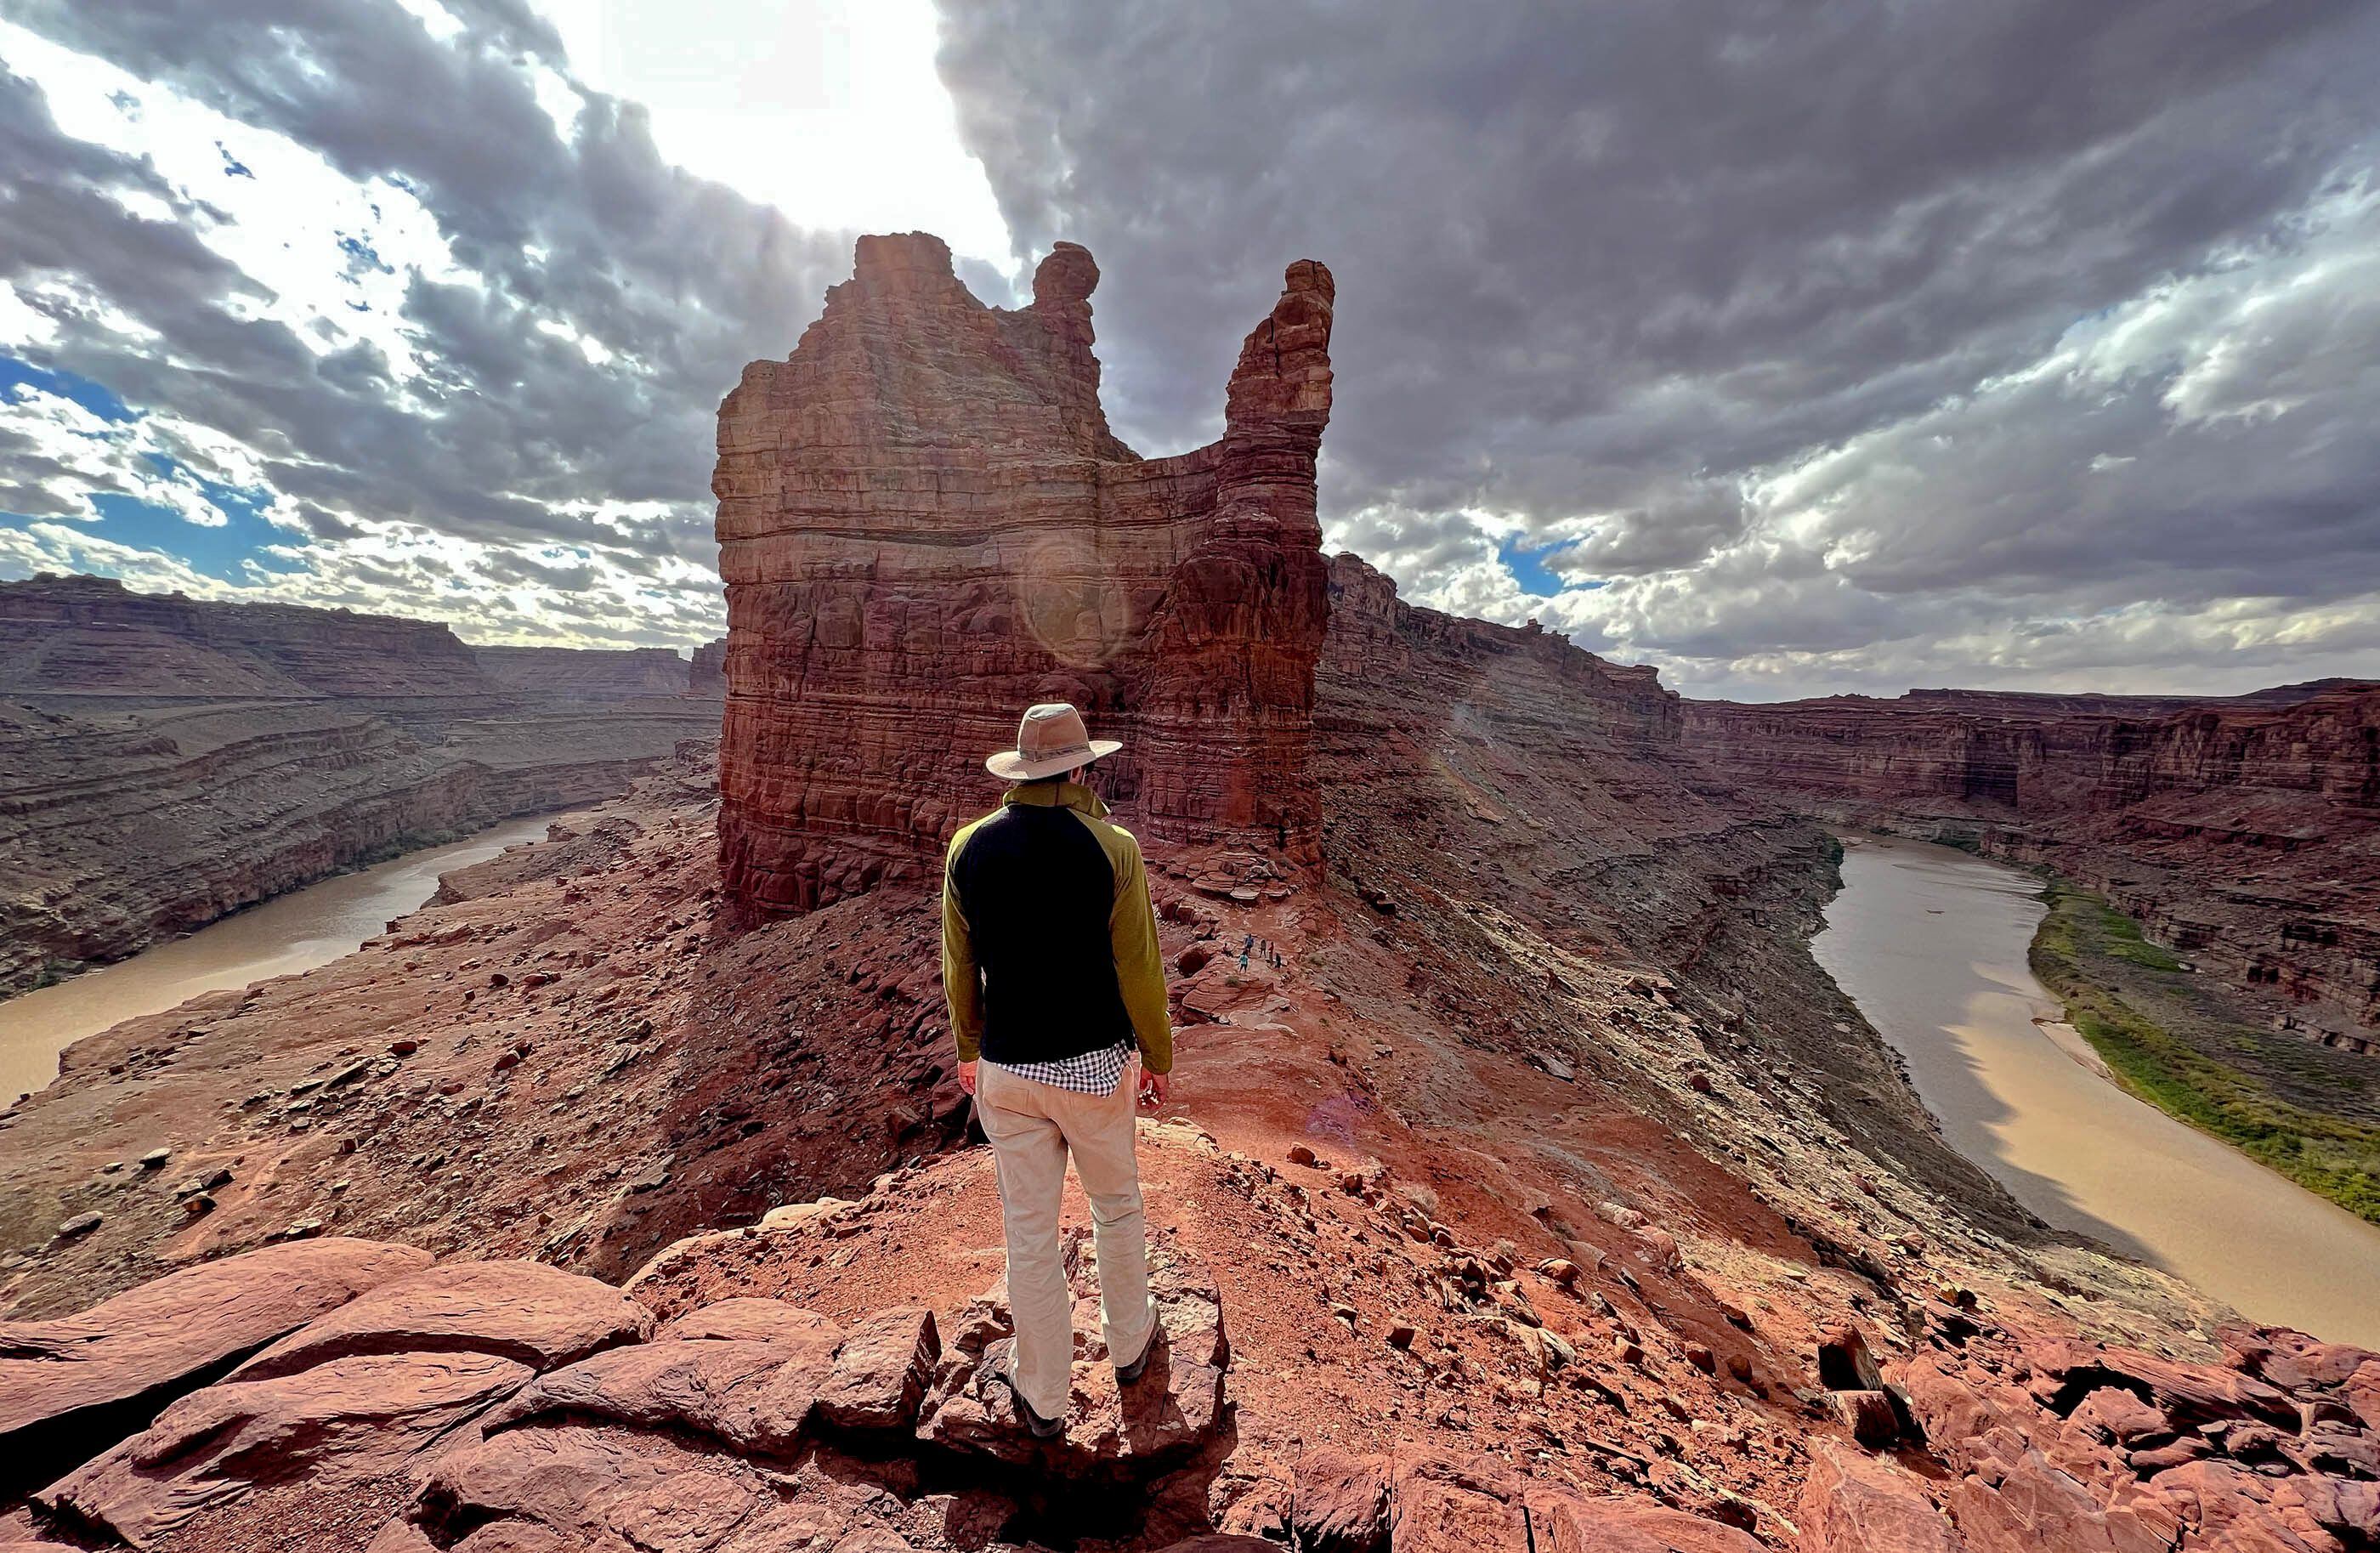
1;0;2375;698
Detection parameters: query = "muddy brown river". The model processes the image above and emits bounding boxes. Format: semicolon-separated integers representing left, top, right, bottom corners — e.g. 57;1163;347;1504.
1815;832;2380;1346
0;816;556;1102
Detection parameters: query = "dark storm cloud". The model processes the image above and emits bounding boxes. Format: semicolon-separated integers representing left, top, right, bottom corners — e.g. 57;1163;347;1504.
0;0;847;608
937;0;2380;693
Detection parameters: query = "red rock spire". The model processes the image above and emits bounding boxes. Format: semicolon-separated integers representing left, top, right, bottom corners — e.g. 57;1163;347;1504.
712;237;1338;915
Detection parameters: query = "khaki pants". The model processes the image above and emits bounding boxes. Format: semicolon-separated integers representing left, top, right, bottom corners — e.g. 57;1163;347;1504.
976;1060;1157;1419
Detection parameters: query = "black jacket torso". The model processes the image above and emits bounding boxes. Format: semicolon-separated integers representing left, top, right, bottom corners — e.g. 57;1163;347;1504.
946;801;1132;1065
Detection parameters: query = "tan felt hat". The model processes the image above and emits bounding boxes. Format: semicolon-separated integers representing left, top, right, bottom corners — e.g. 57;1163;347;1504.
985;701;1121;781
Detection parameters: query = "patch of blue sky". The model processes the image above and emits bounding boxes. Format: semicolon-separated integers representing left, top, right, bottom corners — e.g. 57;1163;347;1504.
0;354;134;423
91;473;304;582
337;233;394;274
1;354;302;582
1497;533;1604;597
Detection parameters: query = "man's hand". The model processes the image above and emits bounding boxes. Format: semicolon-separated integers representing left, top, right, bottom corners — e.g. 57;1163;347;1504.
1137;1066;1170;1108
957;1060;978;1097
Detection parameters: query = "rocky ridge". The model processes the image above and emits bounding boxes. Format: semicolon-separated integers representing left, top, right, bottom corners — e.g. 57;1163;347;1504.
0;575;496;700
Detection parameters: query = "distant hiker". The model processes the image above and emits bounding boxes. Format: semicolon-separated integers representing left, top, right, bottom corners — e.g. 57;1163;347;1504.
942;702;1172;1441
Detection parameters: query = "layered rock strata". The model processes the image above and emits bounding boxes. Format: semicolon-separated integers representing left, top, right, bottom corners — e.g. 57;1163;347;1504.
686;636;727;697
1323;552;1680;754
0;576;721;996
714;234;1334;914
471;645;694;700
0;575;496;699
1686;682;2380;1041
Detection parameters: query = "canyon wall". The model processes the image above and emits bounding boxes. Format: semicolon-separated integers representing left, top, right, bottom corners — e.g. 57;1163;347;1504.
0;576;721;995
473;644;695;700
714;234;1334;914
1685;683;2380;1042
1324;552;1681;755
0;574;496;698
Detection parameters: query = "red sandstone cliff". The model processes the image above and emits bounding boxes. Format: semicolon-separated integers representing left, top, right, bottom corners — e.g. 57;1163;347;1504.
1683;683;2380;1041
713;235;1334;915
687;637;727;697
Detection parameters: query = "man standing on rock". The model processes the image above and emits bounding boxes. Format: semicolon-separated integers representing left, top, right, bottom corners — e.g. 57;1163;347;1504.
942;702;1173;1440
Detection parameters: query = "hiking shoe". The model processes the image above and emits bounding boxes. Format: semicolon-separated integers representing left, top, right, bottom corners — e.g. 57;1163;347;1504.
1114;1329;1159;1386
997;1369;1065;1439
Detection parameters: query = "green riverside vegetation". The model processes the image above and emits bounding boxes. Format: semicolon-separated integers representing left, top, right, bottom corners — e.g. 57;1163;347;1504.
2029;882;2380;1227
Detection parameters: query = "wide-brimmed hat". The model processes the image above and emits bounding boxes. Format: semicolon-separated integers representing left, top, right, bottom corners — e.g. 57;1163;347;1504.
986;701;1121;781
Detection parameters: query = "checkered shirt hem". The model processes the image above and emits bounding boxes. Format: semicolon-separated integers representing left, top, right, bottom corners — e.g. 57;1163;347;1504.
985;1040;1134;1096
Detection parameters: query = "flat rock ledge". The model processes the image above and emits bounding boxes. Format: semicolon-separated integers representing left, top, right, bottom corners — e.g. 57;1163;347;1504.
11;1238;1247;1553
20;1227;2373;1552
0;1238;432;1502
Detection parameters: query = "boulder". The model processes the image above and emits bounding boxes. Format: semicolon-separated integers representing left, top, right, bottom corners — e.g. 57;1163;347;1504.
2347;1360;2380;1431
2275;1474;2380;1544
1797;1442;1959;1553
0;1238;430;1498
815;1306;939;1431
2023;1339;2298;1431
915;1247;1228;1475
1389;1452;1529;1551
402;1414;1022;1553
1377;1451;1765;1552
1289;1447;1391;1553
1826;1389;1901;1448
2067;1385;2171;1447
2145;1458;2360;1551
1528;1493;1767;1551
1943;1443;2181;1553
37;1352;530;1550
479;1331;842;1455
405;1423;790;1551
1816;1323;1885;1393
230;1259;649;1380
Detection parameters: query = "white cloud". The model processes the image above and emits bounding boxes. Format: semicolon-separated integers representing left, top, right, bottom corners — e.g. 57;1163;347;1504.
528;0;1011;264
1423;177;2380;698
0;0;1023;651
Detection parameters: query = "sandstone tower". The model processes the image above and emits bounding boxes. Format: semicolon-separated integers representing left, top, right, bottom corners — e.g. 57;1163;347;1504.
712;234;1335;915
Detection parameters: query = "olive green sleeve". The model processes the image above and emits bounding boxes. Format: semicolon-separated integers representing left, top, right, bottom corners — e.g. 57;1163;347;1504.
941;839;984;1063
1107;831;1174;1074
